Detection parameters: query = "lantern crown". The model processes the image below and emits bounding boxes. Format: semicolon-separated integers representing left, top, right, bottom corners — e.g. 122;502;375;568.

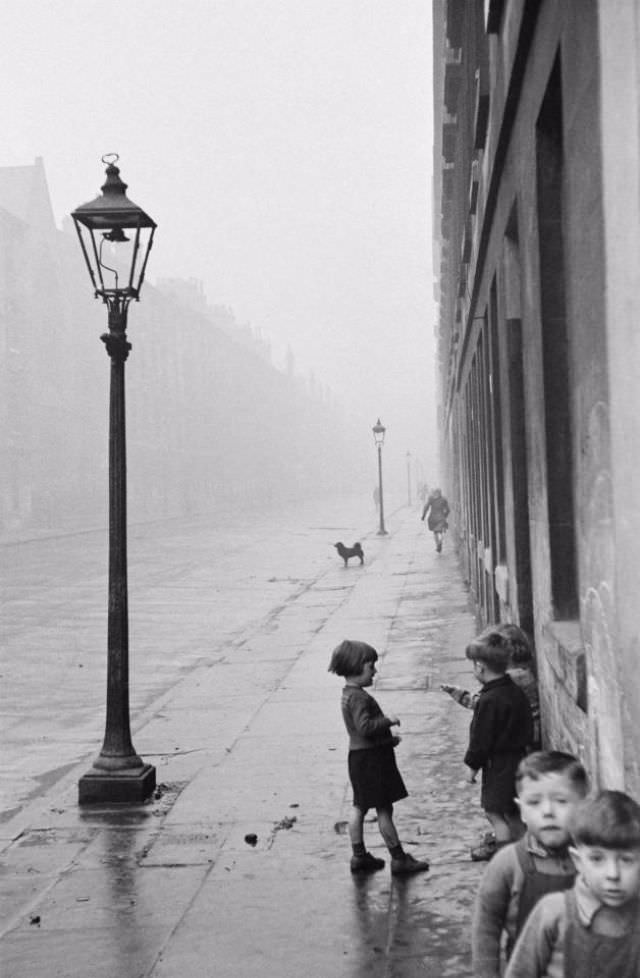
71;155;156;310
72;157;156;232
372;418;386;446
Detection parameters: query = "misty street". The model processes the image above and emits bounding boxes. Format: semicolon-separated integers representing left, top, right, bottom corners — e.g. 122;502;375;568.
4;0;640;974
2;493;379;820
1;496;485;977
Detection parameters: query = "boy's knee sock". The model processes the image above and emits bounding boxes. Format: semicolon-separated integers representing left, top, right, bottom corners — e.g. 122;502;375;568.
352;842;366;857
389;844;404;859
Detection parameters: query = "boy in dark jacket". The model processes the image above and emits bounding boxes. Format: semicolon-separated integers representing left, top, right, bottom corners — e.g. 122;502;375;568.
464;629;533;861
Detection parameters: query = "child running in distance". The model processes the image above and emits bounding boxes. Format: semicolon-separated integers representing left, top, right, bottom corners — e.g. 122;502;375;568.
472;751;589;978
463;630;533;861
442;623;540;750
505;790;640;978
328;639;430;876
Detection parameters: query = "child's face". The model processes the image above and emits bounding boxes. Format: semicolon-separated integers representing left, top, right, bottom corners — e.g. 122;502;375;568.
516;772;584;850
571;844;640;907
350;659;376;688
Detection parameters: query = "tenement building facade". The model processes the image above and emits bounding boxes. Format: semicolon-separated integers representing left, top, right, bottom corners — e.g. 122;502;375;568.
0;159;368;538
432;0;640;794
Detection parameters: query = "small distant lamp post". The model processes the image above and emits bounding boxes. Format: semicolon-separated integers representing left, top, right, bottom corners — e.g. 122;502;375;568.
406;451;412;507
372;418;388;536
72;154;156;804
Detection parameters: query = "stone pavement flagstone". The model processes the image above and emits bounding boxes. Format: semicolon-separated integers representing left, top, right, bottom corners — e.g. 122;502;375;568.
1;502;487;977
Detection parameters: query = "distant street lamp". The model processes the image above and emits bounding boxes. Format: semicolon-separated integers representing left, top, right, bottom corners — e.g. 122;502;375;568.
406;451;412;507
72;155;157;804
372;418;388;536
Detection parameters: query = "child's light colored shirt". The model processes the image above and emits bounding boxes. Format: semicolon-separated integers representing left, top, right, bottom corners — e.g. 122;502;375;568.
472;833;575;978
505;876;640;978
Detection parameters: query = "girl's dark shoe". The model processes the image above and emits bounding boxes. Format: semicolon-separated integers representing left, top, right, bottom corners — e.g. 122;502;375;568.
350;851;385;873
390;853;430;875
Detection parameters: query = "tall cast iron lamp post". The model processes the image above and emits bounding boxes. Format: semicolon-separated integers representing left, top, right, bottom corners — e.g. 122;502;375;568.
406;451;412;507
72;155;157;804
372;418;388;535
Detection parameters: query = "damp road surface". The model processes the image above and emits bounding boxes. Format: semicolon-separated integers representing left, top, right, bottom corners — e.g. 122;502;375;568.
1;494;485;977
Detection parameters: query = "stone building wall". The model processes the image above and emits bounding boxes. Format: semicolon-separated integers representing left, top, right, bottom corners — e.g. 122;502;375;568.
432;0;640;793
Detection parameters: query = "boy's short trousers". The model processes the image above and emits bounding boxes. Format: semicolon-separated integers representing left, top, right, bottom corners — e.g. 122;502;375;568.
481;751;524;814
348;744;408;812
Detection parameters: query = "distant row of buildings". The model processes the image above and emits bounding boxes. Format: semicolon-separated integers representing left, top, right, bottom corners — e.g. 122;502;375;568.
432;0;640;796
0;158;368;538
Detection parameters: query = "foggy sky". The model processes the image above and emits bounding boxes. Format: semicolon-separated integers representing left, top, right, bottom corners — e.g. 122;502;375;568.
1;0;438;480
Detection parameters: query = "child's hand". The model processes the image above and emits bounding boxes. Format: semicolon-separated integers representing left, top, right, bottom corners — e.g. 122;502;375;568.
466;769;478;784
440;683;456;695
387;714;400;726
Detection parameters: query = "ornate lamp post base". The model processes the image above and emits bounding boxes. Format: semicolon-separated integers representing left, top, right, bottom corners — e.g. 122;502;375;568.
79;764;156;805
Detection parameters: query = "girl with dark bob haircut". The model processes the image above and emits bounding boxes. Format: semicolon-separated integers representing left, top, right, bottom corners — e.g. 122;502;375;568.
328;639;430;876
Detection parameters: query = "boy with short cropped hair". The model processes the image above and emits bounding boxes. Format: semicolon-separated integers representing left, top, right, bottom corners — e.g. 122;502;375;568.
463;630;533;859
505;790;640;978
442;622;540;750
472;751;589;978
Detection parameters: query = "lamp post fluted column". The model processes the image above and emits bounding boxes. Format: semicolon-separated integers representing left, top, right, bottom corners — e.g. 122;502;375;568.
78;302;155;803
372;418;388;536
377;443;387;535
73;156;156;805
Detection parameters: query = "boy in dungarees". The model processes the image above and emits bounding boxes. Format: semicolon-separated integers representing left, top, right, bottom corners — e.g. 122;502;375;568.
506;790;640;978
472;751;589;978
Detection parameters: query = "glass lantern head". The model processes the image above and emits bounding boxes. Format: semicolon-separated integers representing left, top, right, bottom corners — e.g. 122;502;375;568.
71;154;156;306
372;418;386;446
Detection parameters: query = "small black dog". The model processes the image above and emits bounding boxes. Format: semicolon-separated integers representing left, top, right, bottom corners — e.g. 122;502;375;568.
333;542;364;567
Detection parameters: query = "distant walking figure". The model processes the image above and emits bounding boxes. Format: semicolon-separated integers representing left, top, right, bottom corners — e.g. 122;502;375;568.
421;487;450;553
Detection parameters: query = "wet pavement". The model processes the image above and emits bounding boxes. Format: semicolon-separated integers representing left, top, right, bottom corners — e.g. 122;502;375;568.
1;495;486;977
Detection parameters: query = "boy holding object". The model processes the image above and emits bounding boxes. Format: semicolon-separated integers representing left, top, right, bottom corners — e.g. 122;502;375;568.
442;622;540;750
463;630;533;859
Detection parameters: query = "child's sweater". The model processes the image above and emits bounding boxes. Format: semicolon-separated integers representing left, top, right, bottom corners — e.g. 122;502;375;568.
472;834;575;978
340;685;395;750
505;881;640;978
444;665;540;746
464;675;532;773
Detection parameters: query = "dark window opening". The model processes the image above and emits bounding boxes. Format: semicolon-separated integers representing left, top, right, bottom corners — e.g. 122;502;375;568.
536;54;579;620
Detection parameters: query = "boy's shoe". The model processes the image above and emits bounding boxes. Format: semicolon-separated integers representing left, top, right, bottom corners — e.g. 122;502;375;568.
470;838;498;861
350;851;385;874
390;853;430;875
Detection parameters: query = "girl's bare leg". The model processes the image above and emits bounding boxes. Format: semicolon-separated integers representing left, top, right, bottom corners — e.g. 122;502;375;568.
348;806;366;847
376;807;401;849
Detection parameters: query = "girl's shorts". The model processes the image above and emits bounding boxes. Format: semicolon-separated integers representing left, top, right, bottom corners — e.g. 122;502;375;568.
348;744;408;812
481;752;523;815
